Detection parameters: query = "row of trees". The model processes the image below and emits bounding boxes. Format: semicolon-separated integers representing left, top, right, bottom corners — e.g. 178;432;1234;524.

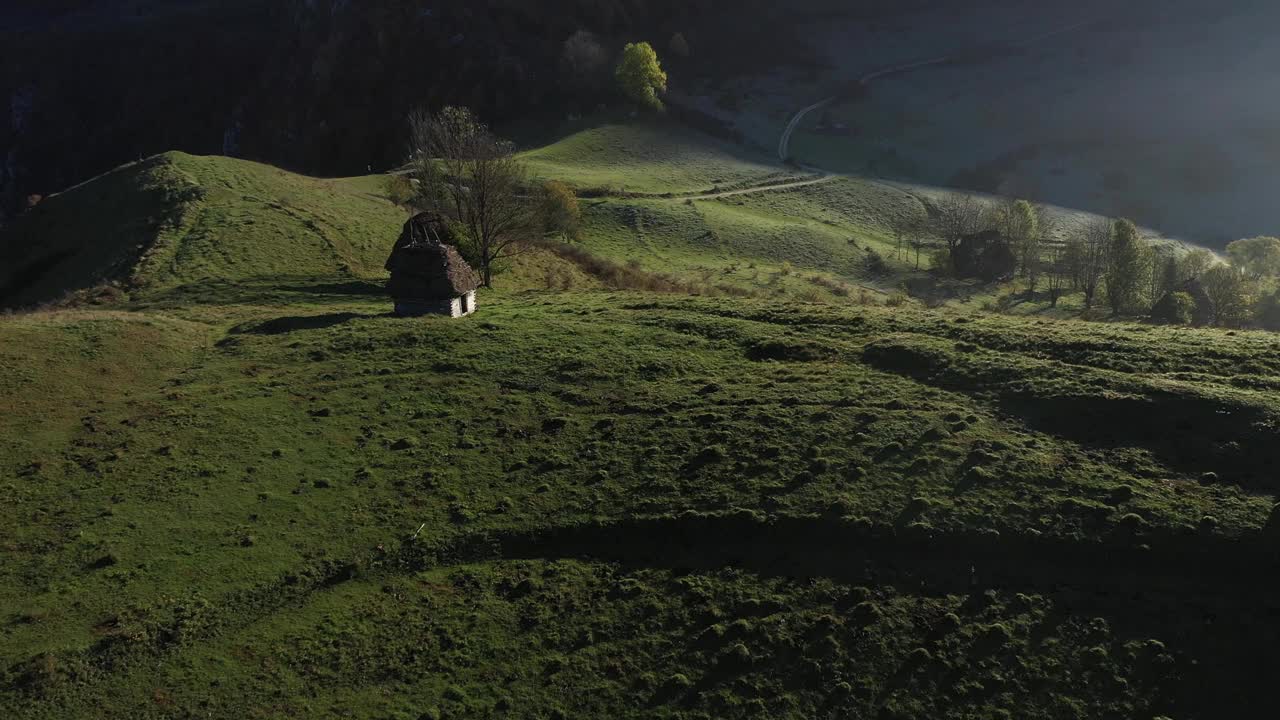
1052;223;1280;327
891;192;1280;329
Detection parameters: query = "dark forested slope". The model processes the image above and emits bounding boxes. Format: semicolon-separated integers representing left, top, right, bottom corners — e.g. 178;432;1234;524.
1;0;851;219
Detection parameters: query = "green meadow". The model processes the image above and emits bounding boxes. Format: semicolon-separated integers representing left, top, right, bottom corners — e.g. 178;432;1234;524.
2;121;1279;718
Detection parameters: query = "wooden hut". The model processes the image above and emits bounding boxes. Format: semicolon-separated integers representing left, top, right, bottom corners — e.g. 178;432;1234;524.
385;213;481;317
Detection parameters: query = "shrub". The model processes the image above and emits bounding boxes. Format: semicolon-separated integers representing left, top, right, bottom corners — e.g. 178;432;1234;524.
864;248;889;276
806;274;851;297
929;247;954;275
539;180;581;240
546;242;701;294
382;174;415;206
1153;291;1196;325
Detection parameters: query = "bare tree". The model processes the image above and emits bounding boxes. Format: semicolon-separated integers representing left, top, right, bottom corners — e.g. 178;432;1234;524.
560;30;610;98
931;192;989;265
1076;217;1112;309
889;211;926;265
1030;203;1061;291
409;106;534;287
910;236;930;270
1045;243;1067;306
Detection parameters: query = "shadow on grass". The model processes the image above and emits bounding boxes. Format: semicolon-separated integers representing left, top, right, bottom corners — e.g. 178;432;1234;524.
863;338;1280;490
135;276;388;308
275;280;387;298
231;311;393;335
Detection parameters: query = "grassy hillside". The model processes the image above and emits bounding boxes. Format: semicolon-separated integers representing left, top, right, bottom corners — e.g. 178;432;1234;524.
6;123;1187;314
2;129;919;310
522;122;803;196
0;153;407;307
3;285;1280;717
4;121;1279;717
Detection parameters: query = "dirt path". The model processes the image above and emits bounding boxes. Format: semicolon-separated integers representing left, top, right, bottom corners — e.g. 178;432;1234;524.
674;174;835;201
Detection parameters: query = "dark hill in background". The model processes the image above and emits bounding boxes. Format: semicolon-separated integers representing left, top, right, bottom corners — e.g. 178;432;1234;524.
0;0;855;221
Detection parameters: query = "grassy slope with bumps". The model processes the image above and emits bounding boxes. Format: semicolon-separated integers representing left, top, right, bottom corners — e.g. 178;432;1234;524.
521;122;800;196
2;122;1280;718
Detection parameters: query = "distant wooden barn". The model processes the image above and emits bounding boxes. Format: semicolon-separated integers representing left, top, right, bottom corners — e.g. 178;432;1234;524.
385;213;481;318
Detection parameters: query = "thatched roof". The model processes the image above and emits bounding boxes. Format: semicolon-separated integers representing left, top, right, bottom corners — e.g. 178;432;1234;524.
385;213;481;298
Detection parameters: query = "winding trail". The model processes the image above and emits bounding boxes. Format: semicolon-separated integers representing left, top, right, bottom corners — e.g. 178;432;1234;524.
778;17;1103;163
674;174;835;201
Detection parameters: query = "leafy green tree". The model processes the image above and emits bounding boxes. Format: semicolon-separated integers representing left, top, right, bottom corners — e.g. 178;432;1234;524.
1178;248;1215;281
1255;289;1280;331
1164;292;1196;325
1104;218;1150;314
616;42;668;110
1226;236;1280;280
1153;252;1180;299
